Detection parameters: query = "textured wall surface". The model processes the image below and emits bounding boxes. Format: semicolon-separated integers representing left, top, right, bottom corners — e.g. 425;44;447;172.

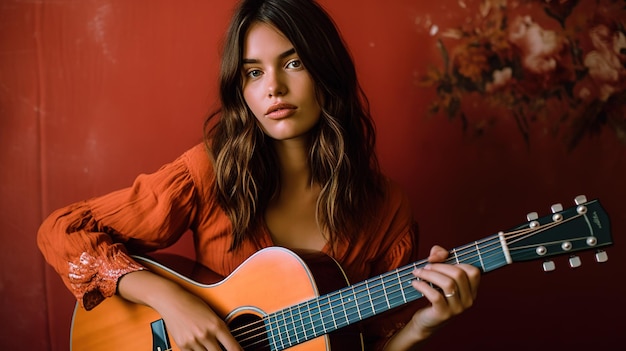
1;0;624;350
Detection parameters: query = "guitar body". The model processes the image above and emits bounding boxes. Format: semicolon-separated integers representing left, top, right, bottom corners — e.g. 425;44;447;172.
70;247;364;351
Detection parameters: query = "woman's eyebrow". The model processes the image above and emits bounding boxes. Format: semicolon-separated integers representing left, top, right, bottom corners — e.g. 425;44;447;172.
243;48;296;64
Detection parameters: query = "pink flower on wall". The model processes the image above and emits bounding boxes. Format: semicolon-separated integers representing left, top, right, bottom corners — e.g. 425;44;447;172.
508;15;566;75
486;67;513;92
583;25;626;101
420;0;626;150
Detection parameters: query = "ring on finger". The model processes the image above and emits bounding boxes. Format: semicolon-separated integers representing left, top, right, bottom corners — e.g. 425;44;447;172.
444;290;456;298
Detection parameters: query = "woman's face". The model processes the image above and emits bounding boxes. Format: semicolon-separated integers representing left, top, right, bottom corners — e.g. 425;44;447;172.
242;22;321;141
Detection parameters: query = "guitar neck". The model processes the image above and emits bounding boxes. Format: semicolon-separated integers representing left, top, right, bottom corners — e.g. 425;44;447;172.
265;199;612;349
265;234;506;349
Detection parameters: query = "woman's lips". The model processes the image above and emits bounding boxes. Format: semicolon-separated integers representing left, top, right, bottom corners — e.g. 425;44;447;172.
265;103;297;119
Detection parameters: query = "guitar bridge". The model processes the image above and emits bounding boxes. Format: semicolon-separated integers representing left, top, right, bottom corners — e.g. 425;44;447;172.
150;319;171;351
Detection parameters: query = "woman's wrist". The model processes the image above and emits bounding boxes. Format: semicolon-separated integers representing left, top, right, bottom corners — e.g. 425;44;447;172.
383;320;435;351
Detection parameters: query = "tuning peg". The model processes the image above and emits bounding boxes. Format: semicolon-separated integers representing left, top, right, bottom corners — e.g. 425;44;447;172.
574;195;588;205
551;203;563;221
542;260;555;272
527;212;540;228
568;256;582;268
595;250;609;263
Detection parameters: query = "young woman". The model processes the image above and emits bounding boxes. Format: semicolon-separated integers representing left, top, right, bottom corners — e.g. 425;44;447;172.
37;0;480;350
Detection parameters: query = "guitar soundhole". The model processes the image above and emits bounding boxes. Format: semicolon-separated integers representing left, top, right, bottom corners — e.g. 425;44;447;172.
228;313;271;351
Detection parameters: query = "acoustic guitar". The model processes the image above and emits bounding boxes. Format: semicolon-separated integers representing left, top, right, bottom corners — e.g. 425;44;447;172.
70;195;613;350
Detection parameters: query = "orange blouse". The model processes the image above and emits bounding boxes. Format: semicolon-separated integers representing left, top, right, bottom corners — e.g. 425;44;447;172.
37;143;419;350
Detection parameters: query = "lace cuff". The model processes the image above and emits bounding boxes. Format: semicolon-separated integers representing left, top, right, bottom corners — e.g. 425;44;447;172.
68;247;145;310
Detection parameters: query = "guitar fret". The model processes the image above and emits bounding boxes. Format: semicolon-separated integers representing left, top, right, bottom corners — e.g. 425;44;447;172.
369;278;386;315
403;266;423;300
276;309;287;350
351;286;362;320
336;291;349;328
288;307;298;346
395;270;407;304
290;305;301;345
309;298;325;336
381;276;391;310
383;273;404;310
340;287;360;323
451;248;460;264
298;303;310;341
328;296;339;329
282;307;292;347
319;295;336;332
475;241;486;271
353;281;373;320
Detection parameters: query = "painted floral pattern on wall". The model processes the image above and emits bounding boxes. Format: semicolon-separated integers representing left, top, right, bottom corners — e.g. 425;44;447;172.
420;0;626;150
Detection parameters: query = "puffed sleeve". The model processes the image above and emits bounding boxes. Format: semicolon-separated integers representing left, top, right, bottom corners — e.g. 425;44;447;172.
37;147;201;310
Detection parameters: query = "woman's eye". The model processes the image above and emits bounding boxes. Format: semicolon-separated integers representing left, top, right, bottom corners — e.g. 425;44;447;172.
247;69;262;78
286;60;302;69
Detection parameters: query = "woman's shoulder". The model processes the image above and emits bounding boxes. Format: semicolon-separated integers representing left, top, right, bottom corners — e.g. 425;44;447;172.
180;142;214;170
181;142;211;164
179;142;216;192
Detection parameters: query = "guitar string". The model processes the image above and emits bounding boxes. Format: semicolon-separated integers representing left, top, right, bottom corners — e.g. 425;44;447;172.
227;213;587;349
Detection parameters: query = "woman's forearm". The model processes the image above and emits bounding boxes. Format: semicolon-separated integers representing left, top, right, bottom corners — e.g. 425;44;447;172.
117;270;185;310
383;321;432;351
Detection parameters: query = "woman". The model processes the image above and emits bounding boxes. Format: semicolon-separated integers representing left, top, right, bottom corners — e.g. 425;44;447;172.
37;0;480;350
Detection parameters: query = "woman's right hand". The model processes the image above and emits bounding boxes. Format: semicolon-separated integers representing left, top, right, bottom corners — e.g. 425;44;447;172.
118;270;243;351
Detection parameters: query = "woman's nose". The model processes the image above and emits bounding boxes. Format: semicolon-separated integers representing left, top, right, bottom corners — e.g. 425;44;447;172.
267;71;287;97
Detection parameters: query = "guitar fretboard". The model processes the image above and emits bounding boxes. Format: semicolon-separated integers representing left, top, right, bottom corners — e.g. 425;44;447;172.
264;234;509;350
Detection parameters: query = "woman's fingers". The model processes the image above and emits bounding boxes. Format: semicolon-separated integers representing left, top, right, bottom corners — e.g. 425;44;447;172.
412;263;480;310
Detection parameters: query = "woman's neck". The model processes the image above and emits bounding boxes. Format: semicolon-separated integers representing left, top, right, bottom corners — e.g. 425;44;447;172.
266;138;326;251
272;138;314;191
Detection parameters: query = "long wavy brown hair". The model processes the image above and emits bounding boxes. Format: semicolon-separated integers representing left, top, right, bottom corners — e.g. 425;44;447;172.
204;0;384;251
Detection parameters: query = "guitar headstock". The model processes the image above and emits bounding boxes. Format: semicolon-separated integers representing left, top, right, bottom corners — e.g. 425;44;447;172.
504;195;612;271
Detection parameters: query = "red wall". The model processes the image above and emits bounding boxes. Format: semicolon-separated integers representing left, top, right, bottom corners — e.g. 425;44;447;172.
1;1;624;350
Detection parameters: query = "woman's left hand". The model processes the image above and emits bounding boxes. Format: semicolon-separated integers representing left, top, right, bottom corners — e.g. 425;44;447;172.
382;245;481;350
407;245;481;340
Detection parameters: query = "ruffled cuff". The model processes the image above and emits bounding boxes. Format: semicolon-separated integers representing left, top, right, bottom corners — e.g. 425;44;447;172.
68;246;145;310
